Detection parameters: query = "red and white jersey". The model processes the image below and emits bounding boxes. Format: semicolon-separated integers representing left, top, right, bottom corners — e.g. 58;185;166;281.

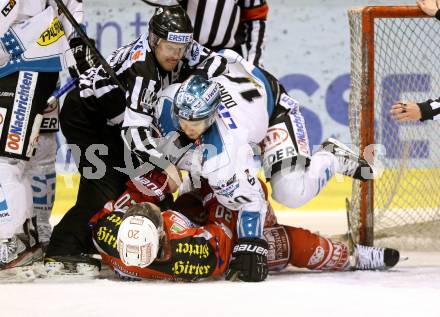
91;176;233;281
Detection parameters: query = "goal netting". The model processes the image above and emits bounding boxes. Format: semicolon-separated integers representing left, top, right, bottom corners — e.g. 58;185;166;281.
348;6;440;250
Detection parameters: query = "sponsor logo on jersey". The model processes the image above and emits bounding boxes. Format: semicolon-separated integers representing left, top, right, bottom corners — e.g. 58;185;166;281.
262;123;297;169
6;72;37;155
169;237;216;279
190;43;200;60
133;175;165;200
0;92;14;97
130;50;143;61
95;225;118;249
175;242;210;259
31;173;56;206
212;174;239;198
1;0;16;17
263;146;297;169
279;93;299;110
291;109;310;156
262;127;289;152
111;260;140;277
106;213;124;227
264;226;290;270
40;117;59;131
321;242;348;270
202;84;219;104
171;260;212;276
37;17;65;46
166;32;192;44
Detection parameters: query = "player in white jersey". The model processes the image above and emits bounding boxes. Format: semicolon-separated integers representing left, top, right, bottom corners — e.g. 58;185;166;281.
150;50;373;281
0;0;83;269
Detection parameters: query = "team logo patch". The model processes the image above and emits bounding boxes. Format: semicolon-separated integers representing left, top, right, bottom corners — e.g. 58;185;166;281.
1;0;16;17
170;211;194;228
308;246;325;266
170;223;185;233
212;174;239;198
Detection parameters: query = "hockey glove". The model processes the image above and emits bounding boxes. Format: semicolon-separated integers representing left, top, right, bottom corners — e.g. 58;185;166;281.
68;37;100;78
226;237;269;282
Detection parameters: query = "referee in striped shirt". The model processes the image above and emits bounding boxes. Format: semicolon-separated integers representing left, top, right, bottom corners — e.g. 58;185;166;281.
144;0;269;66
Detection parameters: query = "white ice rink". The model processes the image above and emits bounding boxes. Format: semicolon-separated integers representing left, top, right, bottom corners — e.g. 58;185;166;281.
2;212;440;317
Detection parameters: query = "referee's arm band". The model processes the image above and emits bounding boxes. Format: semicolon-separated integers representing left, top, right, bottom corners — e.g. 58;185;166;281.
241;3;269;22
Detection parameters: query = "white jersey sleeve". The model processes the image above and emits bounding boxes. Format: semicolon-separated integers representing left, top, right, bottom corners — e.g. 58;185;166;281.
0;0;83;78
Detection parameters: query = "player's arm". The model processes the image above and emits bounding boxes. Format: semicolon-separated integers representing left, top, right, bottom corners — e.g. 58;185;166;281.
416;0;440;20
183;41;228;79
78;43;133;119
0;0;19;36
239;0;269;66
120;80;192;191
206;163;269;282
390;98;440;122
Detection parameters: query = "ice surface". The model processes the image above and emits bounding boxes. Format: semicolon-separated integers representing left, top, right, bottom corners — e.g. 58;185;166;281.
2;212;439;317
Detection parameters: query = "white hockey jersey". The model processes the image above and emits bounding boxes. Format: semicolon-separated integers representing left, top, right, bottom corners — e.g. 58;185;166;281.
155;50;275;238
0;0;83;78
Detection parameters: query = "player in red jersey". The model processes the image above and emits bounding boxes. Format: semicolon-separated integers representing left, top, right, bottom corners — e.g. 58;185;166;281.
87;172;400;282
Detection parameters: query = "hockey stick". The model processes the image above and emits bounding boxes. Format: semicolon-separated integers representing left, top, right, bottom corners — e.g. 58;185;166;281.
46;77;78;106
345;198;355;254
52;0;127;93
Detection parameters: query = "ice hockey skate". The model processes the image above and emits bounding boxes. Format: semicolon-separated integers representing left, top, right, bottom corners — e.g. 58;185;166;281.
352;244;400;270
44;254;101;276
319;138;374;181
0;235;42;270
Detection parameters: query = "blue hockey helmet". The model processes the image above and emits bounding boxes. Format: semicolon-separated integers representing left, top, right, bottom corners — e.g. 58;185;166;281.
172;75;221;133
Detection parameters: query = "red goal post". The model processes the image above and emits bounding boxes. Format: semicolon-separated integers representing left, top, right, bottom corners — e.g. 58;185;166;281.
348;6;440;250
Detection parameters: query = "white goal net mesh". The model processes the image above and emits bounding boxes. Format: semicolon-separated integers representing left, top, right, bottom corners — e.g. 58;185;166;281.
348;7;440;250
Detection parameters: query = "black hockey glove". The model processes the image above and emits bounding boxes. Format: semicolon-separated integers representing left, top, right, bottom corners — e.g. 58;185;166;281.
68;37;100;78
226;237;269;282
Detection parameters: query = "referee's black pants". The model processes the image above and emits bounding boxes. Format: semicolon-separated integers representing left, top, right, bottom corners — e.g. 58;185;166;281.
46;88;129;256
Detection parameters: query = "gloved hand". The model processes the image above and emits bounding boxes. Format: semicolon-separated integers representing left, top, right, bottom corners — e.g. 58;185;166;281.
126;170;170;204
68;37;100;78
226;237;269;282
